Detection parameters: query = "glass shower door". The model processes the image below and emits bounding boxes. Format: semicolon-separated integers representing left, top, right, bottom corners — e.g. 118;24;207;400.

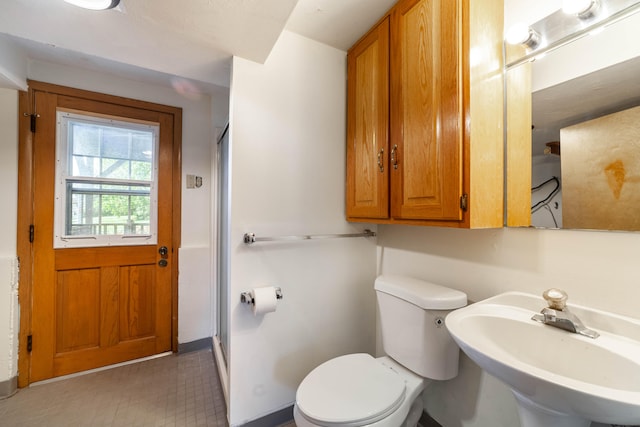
216;124;230;361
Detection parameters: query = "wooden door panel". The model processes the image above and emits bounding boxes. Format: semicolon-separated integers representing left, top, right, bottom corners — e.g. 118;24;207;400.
100;267;120;348
55;247;156;270
353;38;382;206
52;265;160;356
119;265;156;340
56;269;101;354
346;17;390;219
25;82;178;383
50;264;162;378
402;0;437;206
391;0;463;220
53;337;157;378
57;95;164;123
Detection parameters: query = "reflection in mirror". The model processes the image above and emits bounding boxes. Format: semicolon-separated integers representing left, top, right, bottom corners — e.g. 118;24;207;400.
505;0;640;231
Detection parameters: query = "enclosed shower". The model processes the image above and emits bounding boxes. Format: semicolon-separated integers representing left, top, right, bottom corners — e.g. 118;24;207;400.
213;123;230;403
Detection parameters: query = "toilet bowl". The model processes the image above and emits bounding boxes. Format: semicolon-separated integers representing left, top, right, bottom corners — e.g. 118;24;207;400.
294;354;425;427
294;275;467;427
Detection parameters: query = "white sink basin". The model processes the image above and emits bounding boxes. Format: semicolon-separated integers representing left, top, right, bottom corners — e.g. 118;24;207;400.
445;292;640;427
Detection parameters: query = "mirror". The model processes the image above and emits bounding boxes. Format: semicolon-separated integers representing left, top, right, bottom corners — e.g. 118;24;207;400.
505;0;640;231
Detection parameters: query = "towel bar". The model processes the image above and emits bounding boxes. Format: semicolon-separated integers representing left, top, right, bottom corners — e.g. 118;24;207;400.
243;229;376;245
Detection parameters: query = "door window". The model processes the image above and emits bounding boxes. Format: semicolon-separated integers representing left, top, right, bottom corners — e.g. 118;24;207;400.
54;110;159;248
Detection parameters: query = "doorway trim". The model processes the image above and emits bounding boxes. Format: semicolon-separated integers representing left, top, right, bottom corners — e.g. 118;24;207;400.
17;80;182;387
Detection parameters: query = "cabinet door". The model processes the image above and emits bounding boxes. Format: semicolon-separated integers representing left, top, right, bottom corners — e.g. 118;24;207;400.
390;0;463;220
346;17;390;219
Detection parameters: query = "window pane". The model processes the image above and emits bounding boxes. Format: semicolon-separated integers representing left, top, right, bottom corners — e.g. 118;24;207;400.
131;161;152;181
56;111;159;248
71;155;99;177
68;120;154;181
68;182;151;236
71;123;100;156
131;136;153;161
101;128;130;160
101;158;131;180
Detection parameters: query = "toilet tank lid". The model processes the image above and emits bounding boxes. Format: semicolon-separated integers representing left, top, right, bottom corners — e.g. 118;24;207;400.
374;275;467;310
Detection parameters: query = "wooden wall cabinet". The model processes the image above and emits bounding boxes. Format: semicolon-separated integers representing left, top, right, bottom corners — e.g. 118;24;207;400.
346;0;504;228
346;17;390;219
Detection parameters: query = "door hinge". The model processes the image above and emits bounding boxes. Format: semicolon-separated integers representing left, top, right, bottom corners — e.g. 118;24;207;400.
29;224;34;243
27;335;33;352
460;193;468;211
24;113;39;133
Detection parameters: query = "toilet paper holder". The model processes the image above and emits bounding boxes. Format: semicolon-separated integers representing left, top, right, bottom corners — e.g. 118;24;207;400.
240;287;283;305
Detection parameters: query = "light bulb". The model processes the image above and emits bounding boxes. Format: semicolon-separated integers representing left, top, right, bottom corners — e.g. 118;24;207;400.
505;23;540;48
63;0;120;10
562;0;599;18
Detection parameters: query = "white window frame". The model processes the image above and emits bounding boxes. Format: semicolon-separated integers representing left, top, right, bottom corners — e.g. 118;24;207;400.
54;110;159;248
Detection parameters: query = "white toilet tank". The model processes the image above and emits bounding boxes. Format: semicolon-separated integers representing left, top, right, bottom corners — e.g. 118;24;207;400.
374;275;467;380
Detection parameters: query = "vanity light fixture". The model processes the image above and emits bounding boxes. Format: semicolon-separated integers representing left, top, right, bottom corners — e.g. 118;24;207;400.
562;0;600;19
63;0;120;10
505;23;541;49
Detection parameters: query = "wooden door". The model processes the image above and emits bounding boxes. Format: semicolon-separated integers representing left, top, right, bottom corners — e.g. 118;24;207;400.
390;0;463;221
19;82;181;383
346;17;390;219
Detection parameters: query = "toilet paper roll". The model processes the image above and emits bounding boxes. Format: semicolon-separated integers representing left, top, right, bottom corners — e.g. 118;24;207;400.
251;287;278;316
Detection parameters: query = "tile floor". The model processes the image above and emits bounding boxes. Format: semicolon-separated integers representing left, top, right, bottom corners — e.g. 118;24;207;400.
0;349;227;427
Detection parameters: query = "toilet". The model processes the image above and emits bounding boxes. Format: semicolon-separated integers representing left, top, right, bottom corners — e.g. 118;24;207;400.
294;275;467;427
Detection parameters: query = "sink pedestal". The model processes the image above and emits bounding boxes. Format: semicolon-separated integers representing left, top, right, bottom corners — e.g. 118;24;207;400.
512;391;590;427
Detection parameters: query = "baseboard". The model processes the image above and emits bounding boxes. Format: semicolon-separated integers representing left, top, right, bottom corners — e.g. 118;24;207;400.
240;406;293;427
0;376;17;400
239;406;436;427
178;337;213;354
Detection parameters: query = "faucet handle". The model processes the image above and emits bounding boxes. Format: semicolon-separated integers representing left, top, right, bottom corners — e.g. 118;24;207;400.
543;288;568;310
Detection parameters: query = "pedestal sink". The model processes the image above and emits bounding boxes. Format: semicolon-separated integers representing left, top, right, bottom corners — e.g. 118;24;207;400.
445;292;640;427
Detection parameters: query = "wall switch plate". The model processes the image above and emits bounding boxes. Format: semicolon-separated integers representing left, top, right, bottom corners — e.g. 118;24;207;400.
186;174;203;189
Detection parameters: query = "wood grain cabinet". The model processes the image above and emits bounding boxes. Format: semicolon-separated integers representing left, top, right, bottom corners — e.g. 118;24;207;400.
346;0;504;228
346;17;390;219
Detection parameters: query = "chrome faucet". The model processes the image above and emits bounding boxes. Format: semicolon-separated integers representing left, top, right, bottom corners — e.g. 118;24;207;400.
531;289;599;339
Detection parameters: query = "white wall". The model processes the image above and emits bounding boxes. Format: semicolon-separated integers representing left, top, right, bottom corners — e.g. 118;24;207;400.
377;224;640;426
227;31;378;425
0;88;18;387
0;35;27;91
532;10;640;92
504;0;557;29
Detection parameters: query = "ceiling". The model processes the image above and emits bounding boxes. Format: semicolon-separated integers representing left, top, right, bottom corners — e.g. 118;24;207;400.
0;0;397;92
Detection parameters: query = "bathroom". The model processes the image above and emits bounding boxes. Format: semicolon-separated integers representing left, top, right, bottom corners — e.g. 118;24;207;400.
1;0;639;426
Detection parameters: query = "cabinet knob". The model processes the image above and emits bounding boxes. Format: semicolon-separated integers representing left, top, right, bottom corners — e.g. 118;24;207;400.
377;148;384;173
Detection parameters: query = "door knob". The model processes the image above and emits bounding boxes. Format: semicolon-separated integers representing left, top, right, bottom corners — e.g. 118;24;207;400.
159;246;168;258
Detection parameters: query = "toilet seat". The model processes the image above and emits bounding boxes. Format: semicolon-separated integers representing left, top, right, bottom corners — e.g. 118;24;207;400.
296;353;407;427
